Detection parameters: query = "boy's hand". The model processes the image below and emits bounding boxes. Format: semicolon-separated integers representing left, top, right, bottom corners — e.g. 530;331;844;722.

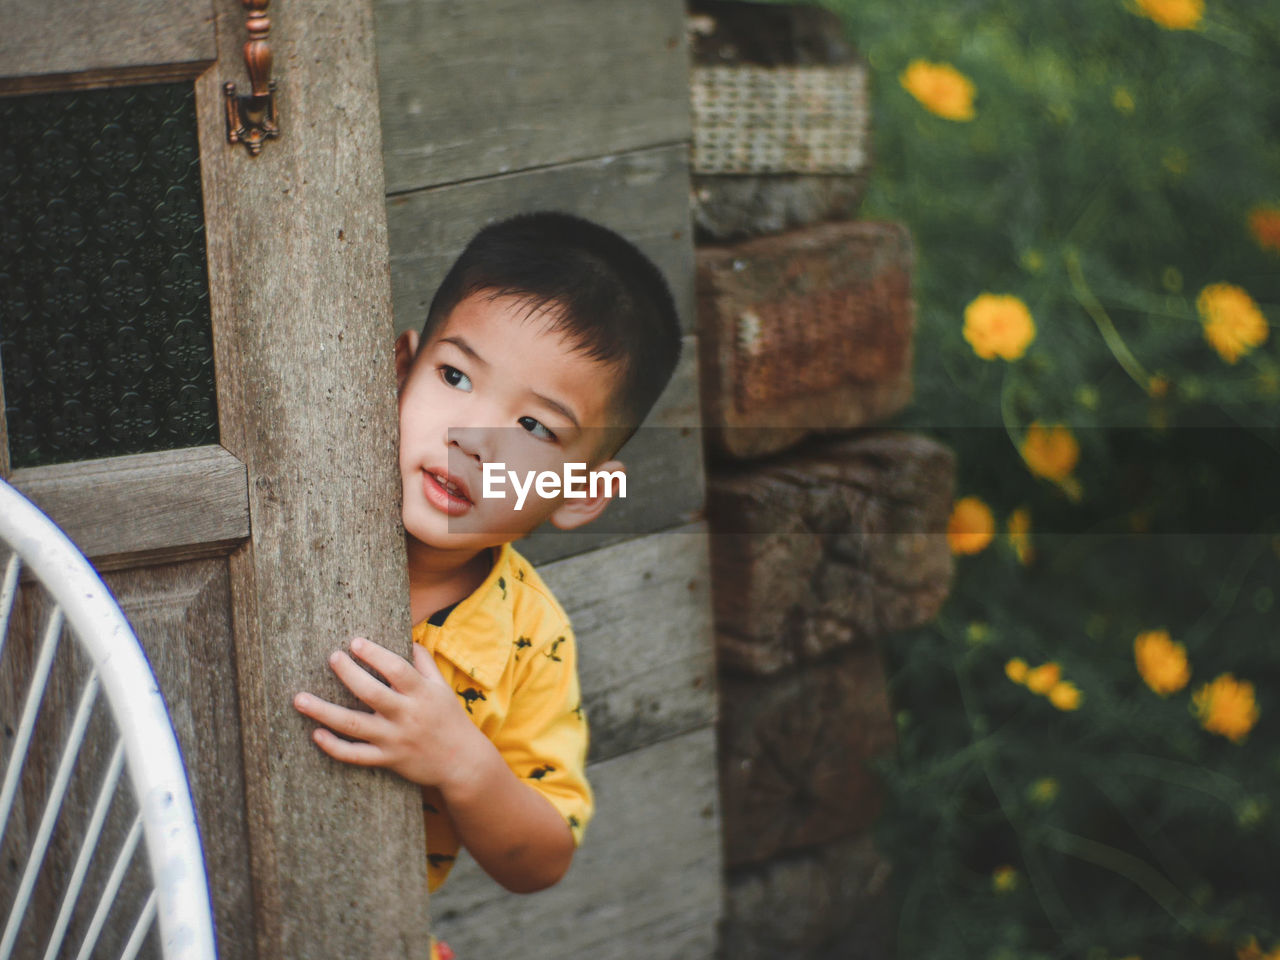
293;637;486;791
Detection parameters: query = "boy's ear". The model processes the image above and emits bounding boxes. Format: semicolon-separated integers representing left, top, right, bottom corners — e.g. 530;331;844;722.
547;460;625;531
394;330;420;393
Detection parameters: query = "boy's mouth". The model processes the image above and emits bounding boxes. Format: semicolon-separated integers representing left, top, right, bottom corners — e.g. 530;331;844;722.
422;468;474;516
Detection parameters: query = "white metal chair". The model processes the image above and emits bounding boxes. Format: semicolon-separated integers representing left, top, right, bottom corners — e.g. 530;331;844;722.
0;478;216;960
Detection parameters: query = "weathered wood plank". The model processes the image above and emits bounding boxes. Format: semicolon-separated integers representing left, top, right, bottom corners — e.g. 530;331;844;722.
9;446;249;564
374;0;691;194
195;0;432;953
430;726;723;960
537;522;716;763
0;0;215;89
385;144;696;338
519;336;705;566
106;558;257;960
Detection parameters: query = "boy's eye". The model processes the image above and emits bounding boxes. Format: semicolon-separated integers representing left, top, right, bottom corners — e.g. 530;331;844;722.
439;365;472;391
518;416;557;442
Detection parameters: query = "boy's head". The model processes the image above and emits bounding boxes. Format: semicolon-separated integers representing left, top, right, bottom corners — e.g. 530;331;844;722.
420;212;681;431
395;212;682;552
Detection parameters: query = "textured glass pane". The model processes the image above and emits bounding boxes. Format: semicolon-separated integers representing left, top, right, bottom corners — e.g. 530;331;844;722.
0;82;218;469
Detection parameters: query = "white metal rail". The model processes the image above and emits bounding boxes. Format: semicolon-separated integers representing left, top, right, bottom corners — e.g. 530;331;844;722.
0;478;216;960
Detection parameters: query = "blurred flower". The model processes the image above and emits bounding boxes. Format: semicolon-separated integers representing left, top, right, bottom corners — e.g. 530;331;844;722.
1049;680;1083;711
1026;662;1062;695
900;60;976;121
1197;283;1269;364
1134;629;1190;695
1028;777;1059;805
1112;87;1136;114
963;293;1036;360
967;621;991;644
1162;148;1189;176
991;865;1019;892
1006;657;1029;684
1237;936;1280;960
1132;0;1204;30
1006;507;1034;565
1193;673;1259;743
1147;374;1170;398
1249;207;1280;253
1021;422;1080;487
948;496;995;554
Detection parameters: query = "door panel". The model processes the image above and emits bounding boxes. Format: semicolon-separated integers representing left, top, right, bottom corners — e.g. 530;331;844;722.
2;0;428;956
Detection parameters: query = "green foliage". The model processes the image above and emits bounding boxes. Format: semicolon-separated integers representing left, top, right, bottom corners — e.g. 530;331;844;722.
812;0;1280;955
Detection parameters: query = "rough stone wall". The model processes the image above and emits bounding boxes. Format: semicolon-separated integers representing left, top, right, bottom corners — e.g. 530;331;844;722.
688;4;957;957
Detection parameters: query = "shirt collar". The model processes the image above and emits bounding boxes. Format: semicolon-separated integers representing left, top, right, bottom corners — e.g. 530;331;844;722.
411;542;516;690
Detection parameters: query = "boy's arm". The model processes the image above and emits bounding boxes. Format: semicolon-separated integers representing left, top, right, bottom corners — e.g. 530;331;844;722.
292;637;574;893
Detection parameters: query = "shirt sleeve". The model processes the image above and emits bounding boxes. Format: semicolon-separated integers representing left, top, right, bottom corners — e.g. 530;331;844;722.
489;620;594;846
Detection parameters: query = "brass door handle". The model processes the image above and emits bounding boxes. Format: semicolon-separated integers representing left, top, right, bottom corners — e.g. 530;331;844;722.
224;0;279;155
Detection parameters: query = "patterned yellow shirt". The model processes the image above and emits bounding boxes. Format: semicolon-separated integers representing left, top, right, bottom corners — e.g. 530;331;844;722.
412;542;593;892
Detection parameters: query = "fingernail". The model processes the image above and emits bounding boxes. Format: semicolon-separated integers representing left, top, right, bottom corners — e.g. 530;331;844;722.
329;650;342;665
351;637;365;652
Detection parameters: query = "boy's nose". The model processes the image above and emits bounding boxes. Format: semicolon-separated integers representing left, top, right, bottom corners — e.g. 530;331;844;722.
447;427;492;464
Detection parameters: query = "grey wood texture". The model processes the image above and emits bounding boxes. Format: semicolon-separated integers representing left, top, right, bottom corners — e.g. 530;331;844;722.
385;144;696;337
0;0;215;91
373;0;691;194
519;336;705;567
539;522;716;763
195;0;432;953
106;559;257;959
430;727;724;960
9;446;249;565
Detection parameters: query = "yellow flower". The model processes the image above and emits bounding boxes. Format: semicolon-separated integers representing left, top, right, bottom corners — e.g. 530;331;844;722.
1005;657;1029;684
991;864;1018;892
1197;283;1269;364
1020;422;1080;483
1049;680;1083;711
963;293;1036;360
1132;0;1204;29
1112;87;1136;114
1249;207;1280;253
1006;507;1034;565
1026;662;1062;695
1134;629;1190;695
947;496;995;555
1027;776;1059;805
1193;673;1260;743
900;60;977;121
1237;936;1280;960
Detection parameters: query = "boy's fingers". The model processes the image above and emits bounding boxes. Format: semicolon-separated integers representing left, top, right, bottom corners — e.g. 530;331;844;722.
328;649;399;713
349;637;420;694
412;642;446;683
310;727;387;767
293;692;383;743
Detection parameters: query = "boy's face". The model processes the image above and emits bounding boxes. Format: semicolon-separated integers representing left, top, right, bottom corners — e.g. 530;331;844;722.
396;291;625;554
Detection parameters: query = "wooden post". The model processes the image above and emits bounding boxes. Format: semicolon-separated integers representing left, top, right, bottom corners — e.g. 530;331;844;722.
195;0;432;955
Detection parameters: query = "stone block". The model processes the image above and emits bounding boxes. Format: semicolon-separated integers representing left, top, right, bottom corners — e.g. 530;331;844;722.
721;834;893;960
708;431;954;675
697;222;915;460
717;645;897;867
687;1;871;240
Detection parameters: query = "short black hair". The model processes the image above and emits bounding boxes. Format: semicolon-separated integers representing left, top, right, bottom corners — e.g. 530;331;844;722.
422;212;682;430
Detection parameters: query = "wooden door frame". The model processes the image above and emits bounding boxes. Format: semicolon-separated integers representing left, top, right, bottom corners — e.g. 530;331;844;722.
2;0;433;955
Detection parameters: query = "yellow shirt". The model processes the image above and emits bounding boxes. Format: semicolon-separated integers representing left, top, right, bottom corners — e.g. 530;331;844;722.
412;542;593;892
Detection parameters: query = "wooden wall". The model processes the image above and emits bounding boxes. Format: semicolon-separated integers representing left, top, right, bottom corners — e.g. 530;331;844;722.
372;2;724;956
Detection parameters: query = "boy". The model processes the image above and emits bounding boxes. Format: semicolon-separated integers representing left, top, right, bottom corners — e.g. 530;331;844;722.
292;213;682;916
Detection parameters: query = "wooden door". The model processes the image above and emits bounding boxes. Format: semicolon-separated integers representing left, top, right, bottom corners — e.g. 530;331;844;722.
0;1;432;957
